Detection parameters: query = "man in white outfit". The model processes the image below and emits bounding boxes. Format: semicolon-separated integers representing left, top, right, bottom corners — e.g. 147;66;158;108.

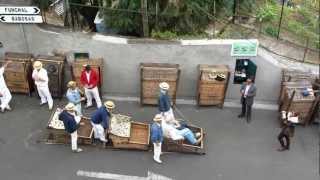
0;61;12;113
32;61;53;110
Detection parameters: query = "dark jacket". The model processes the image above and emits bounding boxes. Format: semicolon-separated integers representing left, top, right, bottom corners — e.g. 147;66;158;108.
58;111;79;134
240;83;257;106
151;123;163;143
91;107;110;129
158;92;171;112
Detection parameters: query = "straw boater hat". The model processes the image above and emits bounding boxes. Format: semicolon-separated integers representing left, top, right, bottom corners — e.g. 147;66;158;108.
33;61;42;70
104;101;115;109
65;103;76;111
67;81;77;88
159;82;169;90
153;114;163;122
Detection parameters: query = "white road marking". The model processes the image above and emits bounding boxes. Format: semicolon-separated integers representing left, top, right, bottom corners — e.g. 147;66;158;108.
92;34;128;44
180;39;258;46
76;170;173;180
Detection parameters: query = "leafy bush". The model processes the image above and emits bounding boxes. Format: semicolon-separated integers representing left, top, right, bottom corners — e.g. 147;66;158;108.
256;3;278;22
264;26;278;37
151;30;178;40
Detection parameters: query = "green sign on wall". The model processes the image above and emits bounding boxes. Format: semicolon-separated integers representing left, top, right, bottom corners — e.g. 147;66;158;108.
231;40;259;56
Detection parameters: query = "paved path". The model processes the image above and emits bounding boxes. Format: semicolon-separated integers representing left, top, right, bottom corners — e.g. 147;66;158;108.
0;95;318;180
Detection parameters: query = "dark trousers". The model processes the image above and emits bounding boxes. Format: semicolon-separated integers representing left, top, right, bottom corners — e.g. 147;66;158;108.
278;130;290;150
241;98;252;123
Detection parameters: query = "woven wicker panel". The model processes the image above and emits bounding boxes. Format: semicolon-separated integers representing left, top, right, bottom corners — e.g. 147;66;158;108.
142;80;176;97
281;86;315;123
279;81;312;103
142;67;179;81
199;64;229;84
199;83;226;96
197;64;229;106
4;62;26;72
285;87;315;102
5;52;33;61
282;69;317;83
129;122;149;144
140;63;180;105
5;72;26;81
2;52;33;95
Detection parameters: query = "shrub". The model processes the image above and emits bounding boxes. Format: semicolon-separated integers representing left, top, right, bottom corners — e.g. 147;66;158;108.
151;30;178;40
256;3;278;22
264;26;278;37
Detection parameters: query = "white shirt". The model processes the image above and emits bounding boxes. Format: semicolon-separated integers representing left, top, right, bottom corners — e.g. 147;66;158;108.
161;121;184;140
244;84;251;97
0;67;8;91
32;68;49;87
85;71;91;82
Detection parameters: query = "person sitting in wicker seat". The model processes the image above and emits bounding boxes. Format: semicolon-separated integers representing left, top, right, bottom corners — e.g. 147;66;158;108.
161;119;203;145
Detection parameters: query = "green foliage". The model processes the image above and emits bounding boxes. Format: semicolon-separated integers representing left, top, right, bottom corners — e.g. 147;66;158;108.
264;26;278;37
256;3;278;22
103;0;142;36
151;30;178;40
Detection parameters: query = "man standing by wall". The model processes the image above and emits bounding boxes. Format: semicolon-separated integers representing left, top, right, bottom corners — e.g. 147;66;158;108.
80;64;102;108
32;61;53;110
238;77;257;123
0;61;12;113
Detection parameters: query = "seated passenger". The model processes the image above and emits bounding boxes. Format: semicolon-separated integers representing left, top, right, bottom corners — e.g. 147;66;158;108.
176;128;203;145
161;120;203;145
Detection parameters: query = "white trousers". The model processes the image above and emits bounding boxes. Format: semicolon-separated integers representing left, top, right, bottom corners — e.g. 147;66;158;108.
161;108;175;123
153;143;162;161
91;123;106;142
84;87;102;108
71;130;78;151
70;116;81;151
0;88;12;110
37;85;53;108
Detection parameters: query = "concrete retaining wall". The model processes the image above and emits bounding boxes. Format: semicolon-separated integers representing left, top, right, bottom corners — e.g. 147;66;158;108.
0;24;292;102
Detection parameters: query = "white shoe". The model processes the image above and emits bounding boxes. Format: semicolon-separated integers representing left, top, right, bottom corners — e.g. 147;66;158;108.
0;108;4;113
5;106;12;111
73;148;83;153
49;106;53;110
40;102;47;106
153;157;162;164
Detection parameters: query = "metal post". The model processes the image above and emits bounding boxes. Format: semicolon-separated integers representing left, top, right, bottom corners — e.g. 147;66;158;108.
155;0;159;30
277;0;285;40
232;0;237;23
302;38;309;62
213;0;216;38
141;0;149;37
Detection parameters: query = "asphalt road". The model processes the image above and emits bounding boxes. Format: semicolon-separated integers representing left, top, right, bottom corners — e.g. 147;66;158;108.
0;95;318;180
